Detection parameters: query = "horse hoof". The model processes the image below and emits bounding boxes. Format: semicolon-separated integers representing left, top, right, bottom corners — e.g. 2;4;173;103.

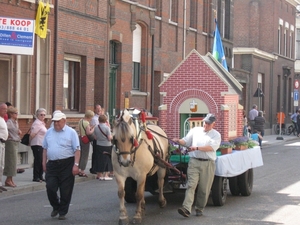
132;217;142;224
119;218;129;225
159;199;167;208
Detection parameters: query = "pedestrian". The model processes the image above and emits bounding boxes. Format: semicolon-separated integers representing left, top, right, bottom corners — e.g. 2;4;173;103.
173;113;221;217
296;109;300;137
248;104;258;132
30;108;47;182
94;114;113;180
89;104;102;174
42;112;80;220
250;129;263;146
0;103;9;193
254;111;265;148
78;110;95;177
291;110;299;135
4;106;22;187
243;110;248;137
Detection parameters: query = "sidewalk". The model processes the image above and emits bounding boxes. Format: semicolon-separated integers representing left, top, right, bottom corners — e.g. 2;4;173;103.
0;159;97;198
0;134;298;198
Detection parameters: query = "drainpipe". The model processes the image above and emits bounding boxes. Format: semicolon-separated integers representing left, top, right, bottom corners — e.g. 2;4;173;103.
183;0;187;59
270;60;274;132
53;0;58;111
150;34;154;114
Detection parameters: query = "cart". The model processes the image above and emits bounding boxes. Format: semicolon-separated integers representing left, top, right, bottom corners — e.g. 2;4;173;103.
124;146;263;206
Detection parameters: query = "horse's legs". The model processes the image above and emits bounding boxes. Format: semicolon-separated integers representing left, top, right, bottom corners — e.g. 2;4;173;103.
132;179;146;224
157;168;167;208
116;175;129;225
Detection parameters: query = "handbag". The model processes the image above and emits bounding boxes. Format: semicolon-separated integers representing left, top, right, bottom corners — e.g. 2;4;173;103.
21;128;31;146
81;135;90;144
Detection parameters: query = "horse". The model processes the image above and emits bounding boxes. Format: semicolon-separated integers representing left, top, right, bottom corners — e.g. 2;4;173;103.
112;109;169;225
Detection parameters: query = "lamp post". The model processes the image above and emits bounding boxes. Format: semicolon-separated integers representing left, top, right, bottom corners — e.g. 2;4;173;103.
277;66;291;140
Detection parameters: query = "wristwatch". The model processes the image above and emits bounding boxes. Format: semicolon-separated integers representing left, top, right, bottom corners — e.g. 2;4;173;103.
74;163;79;166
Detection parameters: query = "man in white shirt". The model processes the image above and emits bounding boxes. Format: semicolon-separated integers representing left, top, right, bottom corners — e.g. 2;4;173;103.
174;114;221;218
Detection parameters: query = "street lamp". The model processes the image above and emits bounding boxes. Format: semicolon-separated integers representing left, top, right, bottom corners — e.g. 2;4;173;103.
277;66;291;140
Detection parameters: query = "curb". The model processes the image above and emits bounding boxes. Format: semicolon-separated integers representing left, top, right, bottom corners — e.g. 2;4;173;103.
0;174;97;198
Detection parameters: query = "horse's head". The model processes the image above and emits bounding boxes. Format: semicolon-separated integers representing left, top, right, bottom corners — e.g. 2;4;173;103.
113;109;137;167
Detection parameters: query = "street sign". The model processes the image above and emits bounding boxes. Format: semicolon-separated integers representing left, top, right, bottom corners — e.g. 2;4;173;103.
294;90;299;107
294;91;299;101
295;80;299;89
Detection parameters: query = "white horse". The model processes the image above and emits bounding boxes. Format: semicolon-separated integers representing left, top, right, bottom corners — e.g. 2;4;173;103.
112;109;169;224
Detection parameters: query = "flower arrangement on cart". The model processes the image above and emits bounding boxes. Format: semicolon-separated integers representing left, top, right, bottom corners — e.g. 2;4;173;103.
218;137;259;155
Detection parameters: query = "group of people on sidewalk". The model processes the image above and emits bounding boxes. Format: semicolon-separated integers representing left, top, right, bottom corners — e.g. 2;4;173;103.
244;104;265;148
0;102;113;220
0;102;25;193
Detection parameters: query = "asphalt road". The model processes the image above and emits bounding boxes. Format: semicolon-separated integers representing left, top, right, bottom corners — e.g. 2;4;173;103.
1;140;300;225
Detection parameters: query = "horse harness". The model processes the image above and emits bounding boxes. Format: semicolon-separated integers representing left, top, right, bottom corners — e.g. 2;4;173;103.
113;118;166;175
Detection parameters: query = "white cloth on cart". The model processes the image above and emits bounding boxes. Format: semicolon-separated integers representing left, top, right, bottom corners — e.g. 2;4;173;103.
215;146;263;177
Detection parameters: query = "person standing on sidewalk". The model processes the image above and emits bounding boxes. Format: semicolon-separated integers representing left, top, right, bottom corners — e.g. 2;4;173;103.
89;104;102;174
254;111;265;148
30;108;47;182
248;104;258;133
42;112;80;220
0;103;8;193
4;106;22;187
173;114;221;217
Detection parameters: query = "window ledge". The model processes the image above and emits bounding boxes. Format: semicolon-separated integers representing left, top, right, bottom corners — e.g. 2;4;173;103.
130;90;149;96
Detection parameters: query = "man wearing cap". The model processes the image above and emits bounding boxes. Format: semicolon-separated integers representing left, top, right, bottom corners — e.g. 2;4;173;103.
173;113;221;218
0;103;8;193
42;112;80;220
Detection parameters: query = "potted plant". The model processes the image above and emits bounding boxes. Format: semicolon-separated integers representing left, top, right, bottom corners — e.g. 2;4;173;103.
233;136;249;150
219;141;235;155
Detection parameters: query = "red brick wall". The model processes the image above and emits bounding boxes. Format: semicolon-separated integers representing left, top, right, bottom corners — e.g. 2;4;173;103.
159;51;242;140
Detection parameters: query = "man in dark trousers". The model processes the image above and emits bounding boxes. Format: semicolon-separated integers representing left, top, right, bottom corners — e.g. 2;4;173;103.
42;112;80;220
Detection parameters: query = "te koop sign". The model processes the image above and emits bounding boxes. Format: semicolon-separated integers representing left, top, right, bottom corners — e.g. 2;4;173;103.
0;17;35;55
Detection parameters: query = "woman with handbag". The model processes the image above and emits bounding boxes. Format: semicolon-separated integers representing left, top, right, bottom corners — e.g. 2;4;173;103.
30;108;47;182
78;110;95;177
94;114;113;180
4;107;22;187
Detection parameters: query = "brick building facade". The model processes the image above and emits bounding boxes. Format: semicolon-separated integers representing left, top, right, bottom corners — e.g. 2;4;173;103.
0;0;236;167
233;0;299;133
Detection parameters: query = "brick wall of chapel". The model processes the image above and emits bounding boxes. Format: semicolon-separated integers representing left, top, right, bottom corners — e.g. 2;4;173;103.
159;52;242;140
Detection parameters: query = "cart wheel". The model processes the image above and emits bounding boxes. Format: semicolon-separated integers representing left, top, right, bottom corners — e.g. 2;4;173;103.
228;176;240;196
211;176;227;206
237;169;253;196
124;177;137;203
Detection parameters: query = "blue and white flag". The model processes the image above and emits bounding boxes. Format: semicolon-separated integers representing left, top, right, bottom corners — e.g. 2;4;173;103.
212;21;228;71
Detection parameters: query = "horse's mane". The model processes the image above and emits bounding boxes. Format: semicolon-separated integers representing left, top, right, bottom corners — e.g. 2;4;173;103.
114;119;134;142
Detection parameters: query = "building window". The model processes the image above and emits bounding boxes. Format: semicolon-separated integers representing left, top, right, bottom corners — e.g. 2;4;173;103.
257;73;264;111
224;0;231;39
284;29;287;56
132;24;142;90
189;0;197;29
170;0;178;23
202;0;209;33
278;25;282;54
296;28;300;59
155;0;162;17
63;58;80;110
290;31;293;59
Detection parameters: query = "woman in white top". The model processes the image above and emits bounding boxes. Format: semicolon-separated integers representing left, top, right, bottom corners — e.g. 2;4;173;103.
30;108;47;182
